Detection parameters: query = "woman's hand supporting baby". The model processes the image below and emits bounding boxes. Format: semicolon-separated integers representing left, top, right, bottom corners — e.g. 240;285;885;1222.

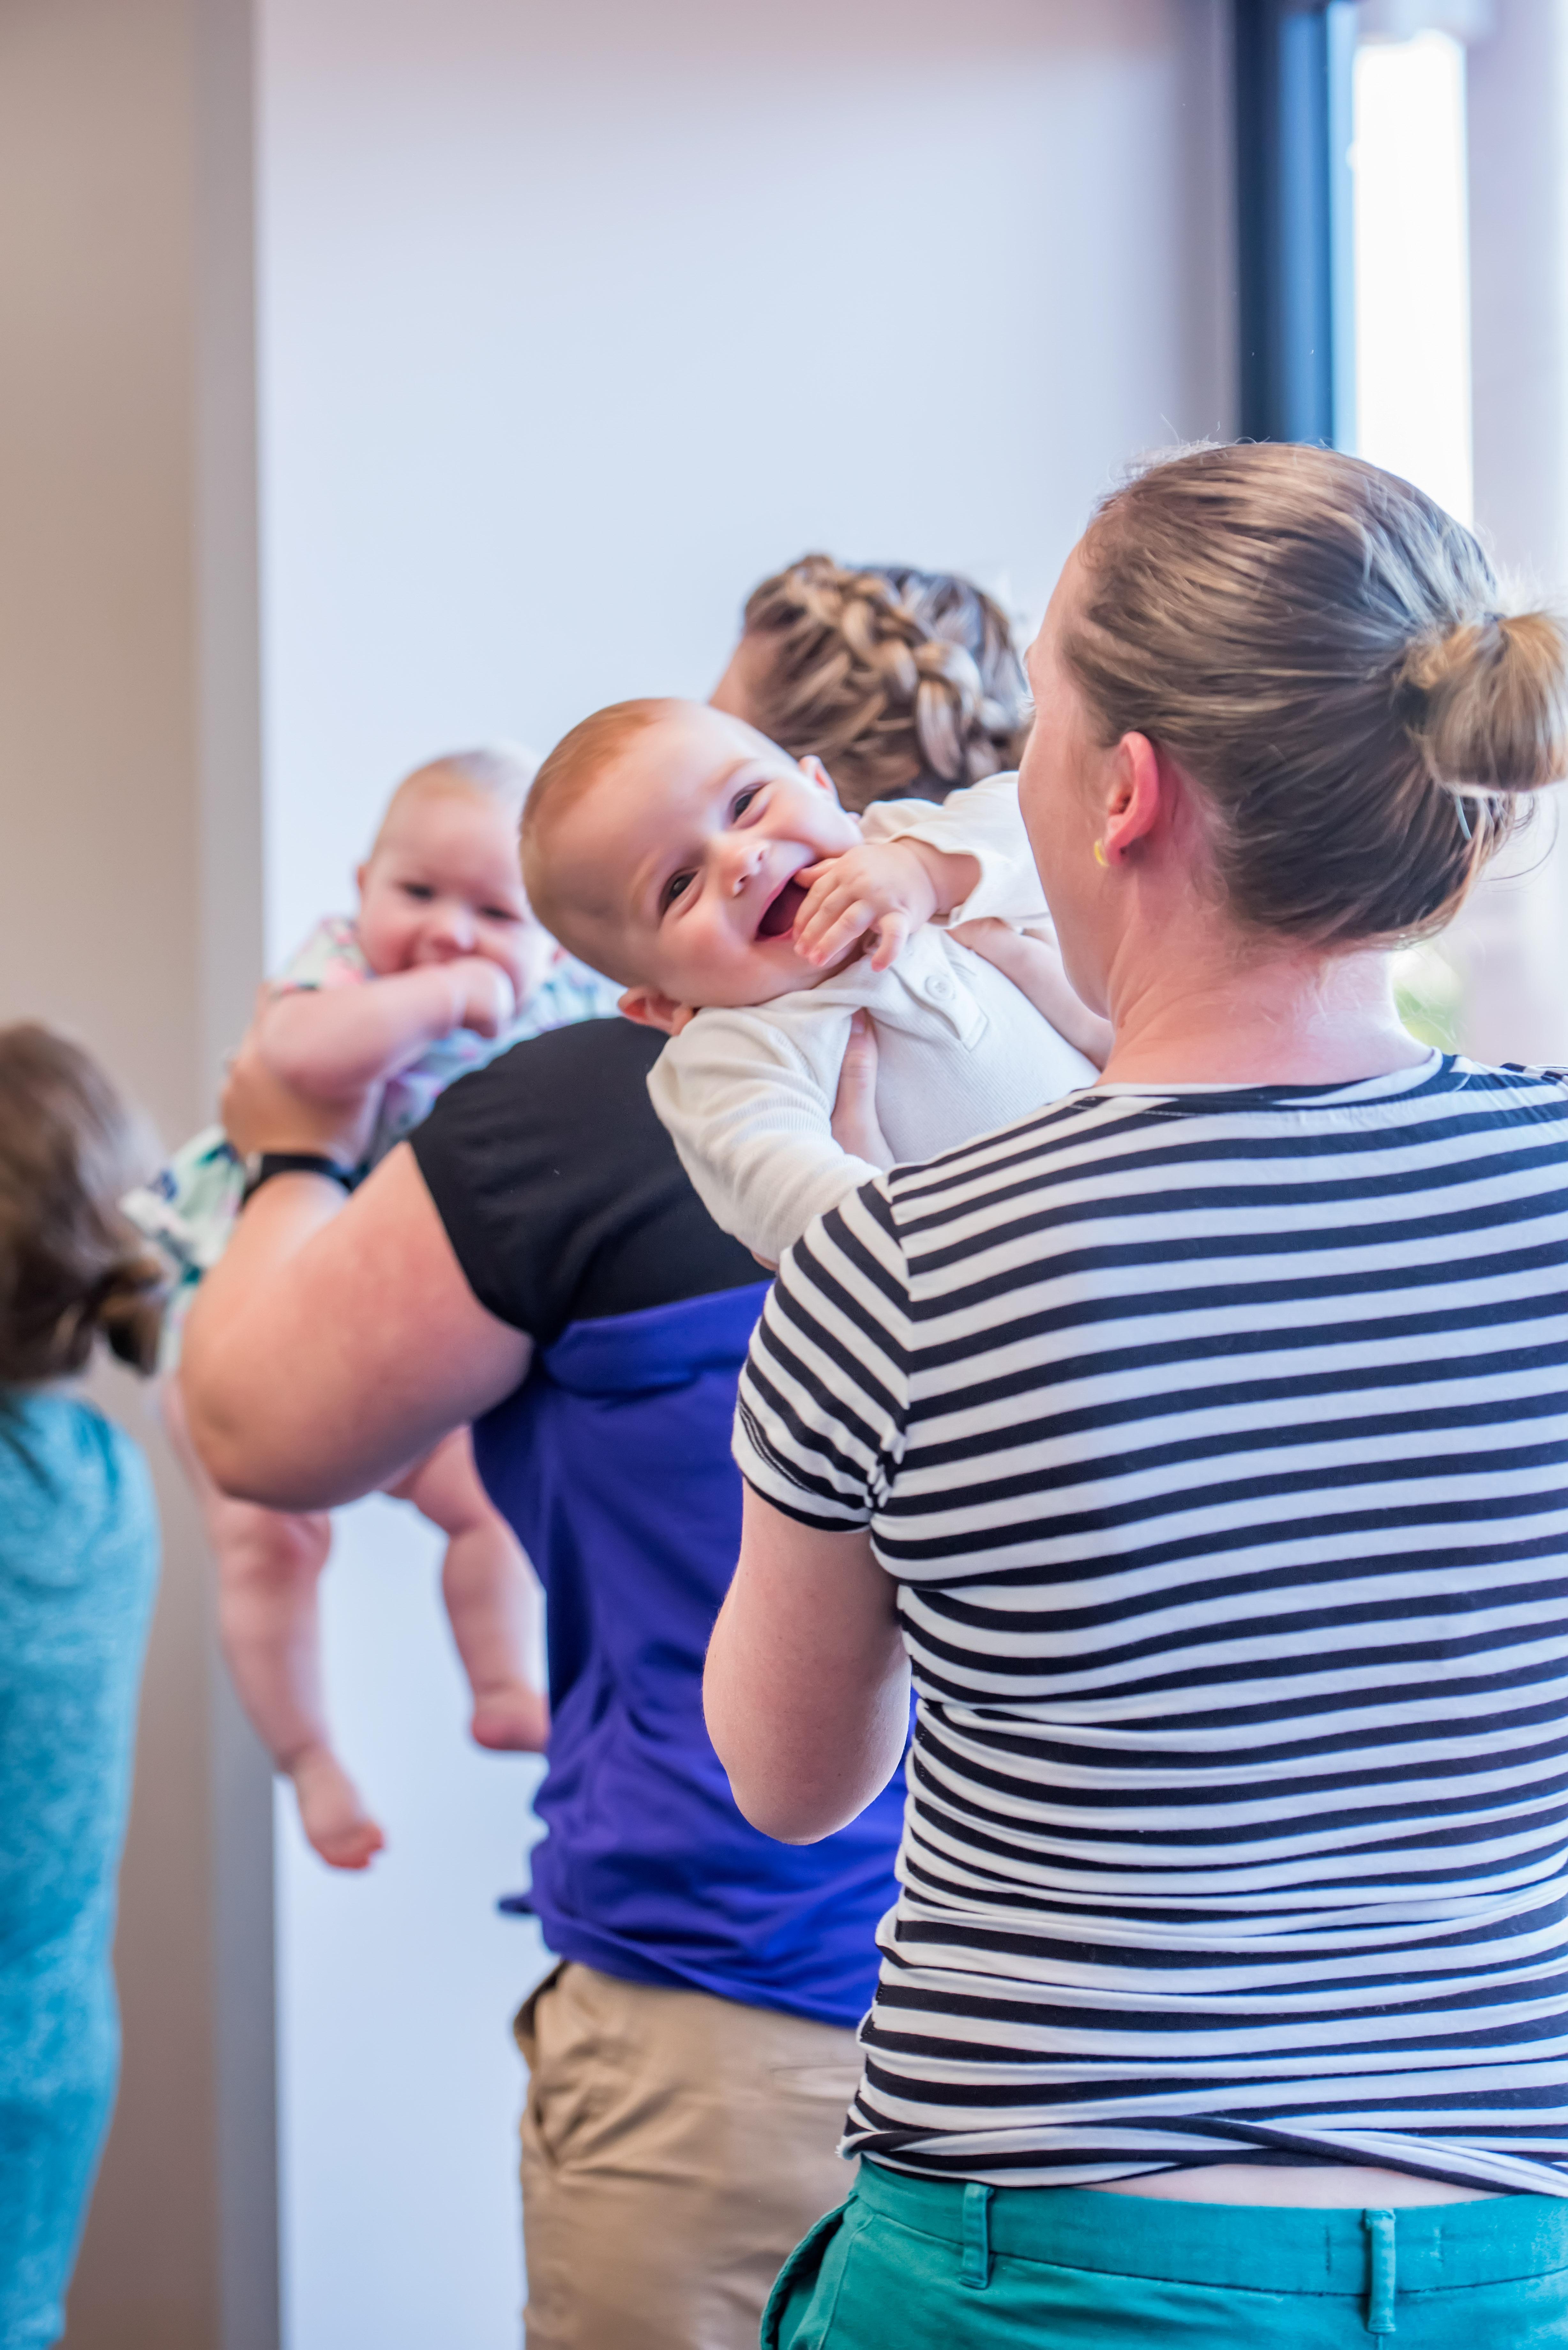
830;1012;893;1170
219;1015;384;1167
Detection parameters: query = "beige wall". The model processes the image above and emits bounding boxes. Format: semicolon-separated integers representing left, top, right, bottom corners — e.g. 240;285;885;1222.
0;2;270;2344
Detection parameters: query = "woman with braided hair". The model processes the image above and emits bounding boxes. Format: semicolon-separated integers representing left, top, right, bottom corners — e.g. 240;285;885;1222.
712;555;1031;813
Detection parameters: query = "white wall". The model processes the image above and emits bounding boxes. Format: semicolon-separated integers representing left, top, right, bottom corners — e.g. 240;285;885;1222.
272;1507;547;2350
255;3;1233;2342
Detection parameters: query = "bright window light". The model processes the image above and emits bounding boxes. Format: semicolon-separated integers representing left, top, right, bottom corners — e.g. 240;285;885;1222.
1350;30;1473;525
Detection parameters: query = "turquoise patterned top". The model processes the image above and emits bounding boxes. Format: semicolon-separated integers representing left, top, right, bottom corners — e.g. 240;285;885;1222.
0;1391;159;2347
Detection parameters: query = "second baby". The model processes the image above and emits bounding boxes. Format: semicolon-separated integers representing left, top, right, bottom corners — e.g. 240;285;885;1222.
132;747;614;1868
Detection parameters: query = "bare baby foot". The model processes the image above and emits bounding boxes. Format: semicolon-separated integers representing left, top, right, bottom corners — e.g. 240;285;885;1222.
290;1744;386;1870
470;1683;550;1753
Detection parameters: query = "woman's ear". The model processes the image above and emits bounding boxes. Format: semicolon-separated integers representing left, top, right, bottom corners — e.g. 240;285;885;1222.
1101;733;1163;860
617;985;694;1037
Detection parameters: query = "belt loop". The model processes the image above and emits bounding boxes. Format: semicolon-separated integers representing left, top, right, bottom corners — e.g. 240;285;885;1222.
960;2182;993;2291
1364;2208;1397;2337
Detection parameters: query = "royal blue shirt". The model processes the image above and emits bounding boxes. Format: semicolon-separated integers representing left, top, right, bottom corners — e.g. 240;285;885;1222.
412;1019;904;2028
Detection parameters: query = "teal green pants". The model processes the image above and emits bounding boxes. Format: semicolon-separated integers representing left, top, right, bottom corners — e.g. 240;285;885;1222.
763;2161;1568;2347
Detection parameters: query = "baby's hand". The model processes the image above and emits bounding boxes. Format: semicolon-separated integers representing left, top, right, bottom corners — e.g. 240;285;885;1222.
449;956;517;1039
791;841;942;974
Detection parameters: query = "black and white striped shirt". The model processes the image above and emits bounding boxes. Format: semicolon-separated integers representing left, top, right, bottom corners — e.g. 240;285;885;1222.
733;1056;1568;2195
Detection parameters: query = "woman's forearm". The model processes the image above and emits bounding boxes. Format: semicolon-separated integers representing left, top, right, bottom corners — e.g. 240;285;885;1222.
181;1146;529;1510
704;1489;909;1843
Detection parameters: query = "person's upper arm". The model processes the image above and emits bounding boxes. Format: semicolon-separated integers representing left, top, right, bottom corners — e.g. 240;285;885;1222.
732;1177;912;1529
648;1008;880;1266
863;769;1047;926
707;1179;916;1838
705;1492;908;1842
184;1144;530;1509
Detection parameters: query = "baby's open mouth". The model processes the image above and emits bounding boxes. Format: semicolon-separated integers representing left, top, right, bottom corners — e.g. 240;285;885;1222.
757;876;808;941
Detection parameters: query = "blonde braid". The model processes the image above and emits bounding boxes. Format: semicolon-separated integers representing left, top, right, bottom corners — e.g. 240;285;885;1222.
739;555;1030;813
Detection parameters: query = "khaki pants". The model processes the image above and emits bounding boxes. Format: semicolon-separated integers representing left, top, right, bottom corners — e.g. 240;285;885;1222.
514;1961;863;2350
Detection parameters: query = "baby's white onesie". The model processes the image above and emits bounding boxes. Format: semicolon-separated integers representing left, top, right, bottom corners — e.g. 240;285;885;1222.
647;772;1097;1265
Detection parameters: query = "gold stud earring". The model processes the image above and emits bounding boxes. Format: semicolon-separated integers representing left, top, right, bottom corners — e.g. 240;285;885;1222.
1092;839;1109;868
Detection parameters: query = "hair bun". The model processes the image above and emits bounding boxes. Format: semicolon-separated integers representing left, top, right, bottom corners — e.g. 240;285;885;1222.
92;1251;169;1376
0;1023;167;1385
1398;607;1568;799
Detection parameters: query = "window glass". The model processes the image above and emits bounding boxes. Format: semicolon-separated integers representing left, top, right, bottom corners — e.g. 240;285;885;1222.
1349;28;1473;524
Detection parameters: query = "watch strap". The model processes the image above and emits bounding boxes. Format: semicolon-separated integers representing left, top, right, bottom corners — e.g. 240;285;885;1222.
240;1150;362;1208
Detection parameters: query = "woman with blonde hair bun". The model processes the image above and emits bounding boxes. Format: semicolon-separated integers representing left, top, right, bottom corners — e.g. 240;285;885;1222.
712;554;1030;811
707;443;1568;2346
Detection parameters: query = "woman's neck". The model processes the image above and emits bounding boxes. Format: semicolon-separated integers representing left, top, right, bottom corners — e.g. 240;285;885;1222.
1097;937;1432;1089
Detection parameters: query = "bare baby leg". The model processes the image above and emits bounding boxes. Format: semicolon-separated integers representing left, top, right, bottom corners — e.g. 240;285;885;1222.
388;1427;549;1753
162;1373;385;1871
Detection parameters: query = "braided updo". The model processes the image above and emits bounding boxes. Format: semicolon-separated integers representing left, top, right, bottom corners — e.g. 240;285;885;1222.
734;555;1031;813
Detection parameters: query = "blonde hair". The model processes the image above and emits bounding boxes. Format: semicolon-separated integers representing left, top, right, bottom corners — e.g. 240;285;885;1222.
519;700;669;944
736;556;1030;812
371;741;540;856
0;1025;166;1384
1065;443;1568;945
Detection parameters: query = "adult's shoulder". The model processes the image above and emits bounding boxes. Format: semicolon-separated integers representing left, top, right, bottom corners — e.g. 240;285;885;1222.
1461;1058;1568;1099
434;1012;667;1136
411;1017;759;1346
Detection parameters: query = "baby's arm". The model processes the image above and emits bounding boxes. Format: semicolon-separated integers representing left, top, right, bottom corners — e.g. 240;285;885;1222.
257;960;516;1104
649;1006;886;1267
952;919;1113;1066
794;771;1046;973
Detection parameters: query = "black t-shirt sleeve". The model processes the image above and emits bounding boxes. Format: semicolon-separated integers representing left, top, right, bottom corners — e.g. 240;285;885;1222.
410;1017;761;1347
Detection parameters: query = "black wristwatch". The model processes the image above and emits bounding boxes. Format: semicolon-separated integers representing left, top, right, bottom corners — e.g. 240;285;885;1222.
240;1151;363;1208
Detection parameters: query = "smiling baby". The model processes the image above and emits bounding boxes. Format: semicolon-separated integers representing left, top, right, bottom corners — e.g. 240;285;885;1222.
521;700;1103;1267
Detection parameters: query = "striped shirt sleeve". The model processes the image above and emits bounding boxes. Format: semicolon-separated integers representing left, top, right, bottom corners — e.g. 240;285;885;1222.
733;1179;914;1530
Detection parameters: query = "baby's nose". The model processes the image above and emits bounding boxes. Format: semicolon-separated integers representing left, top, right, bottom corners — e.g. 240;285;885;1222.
430;902;476;951
724;840;763;897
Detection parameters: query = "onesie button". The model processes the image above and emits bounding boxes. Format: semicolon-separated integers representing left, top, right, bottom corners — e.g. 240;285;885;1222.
925;973;954;1001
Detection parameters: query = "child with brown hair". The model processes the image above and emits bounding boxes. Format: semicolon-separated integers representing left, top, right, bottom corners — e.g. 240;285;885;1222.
131;745;616;1870
0;1024;163;2350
